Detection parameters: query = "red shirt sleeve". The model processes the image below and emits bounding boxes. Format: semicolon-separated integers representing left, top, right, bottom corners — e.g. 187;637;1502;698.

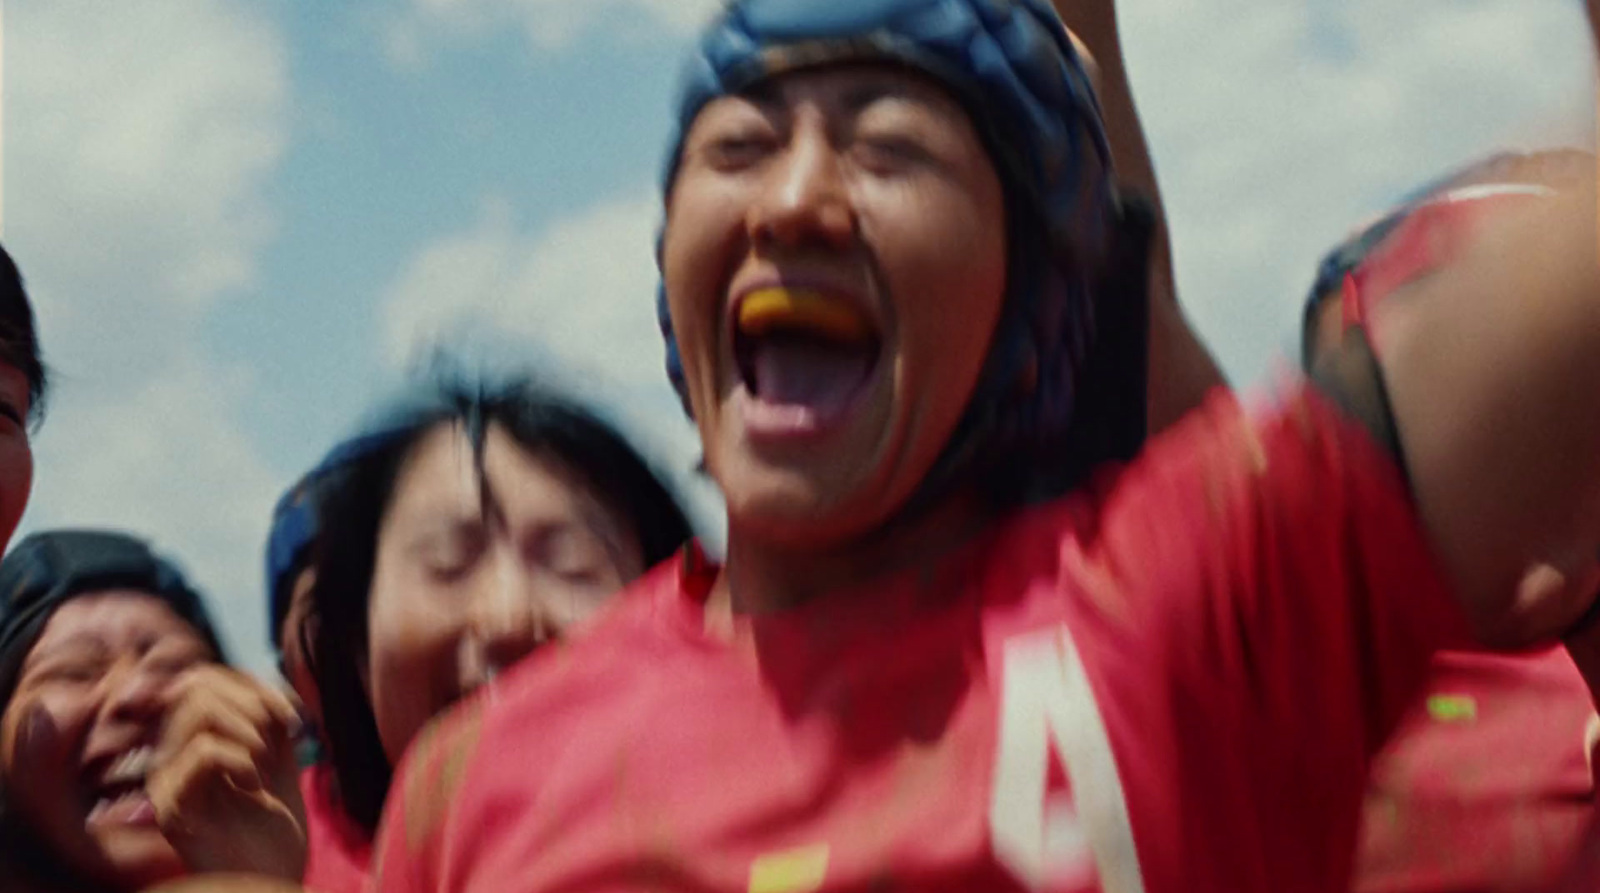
1550;811;1600;891
1065;384;1470;889
1109;383;1467;740
299;764;373;893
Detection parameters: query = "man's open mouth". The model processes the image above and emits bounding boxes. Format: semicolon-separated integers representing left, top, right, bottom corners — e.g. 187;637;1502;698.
732;286;881;429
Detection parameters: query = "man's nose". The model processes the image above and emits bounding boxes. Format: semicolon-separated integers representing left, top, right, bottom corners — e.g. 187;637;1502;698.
746;121;857;251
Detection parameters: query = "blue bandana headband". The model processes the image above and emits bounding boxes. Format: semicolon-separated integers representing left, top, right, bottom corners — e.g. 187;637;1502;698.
657;0;1121;509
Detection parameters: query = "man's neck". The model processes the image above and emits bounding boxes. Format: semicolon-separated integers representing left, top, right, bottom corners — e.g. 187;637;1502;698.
710;492;996;618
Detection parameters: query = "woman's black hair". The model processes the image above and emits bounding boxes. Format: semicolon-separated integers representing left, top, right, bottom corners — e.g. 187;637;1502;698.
308;372;693;831
0;244;47;424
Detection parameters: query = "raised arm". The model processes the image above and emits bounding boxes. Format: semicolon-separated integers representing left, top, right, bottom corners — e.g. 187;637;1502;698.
1051;0;1227;432
1372;178;1600;644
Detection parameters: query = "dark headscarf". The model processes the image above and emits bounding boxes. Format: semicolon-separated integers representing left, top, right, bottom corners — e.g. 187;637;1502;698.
0;529;226;705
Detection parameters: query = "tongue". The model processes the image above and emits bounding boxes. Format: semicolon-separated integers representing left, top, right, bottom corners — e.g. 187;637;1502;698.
752;335;874;411
89;790;156;827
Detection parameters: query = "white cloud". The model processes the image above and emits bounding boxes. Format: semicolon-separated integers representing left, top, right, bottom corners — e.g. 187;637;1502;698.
1118;0;1595;384
7;0;291;675
381;193;666;390
8;0;286;310
383;0;723;64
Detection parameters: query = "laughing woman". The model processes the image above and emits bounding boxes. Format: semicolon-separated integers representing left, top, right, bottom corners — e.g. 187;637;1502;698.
293;373;692;891
0;530;307;892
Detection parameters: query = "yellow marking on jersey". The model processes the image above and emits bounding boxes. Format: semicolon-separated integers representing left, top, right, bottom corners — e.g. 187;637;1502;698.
738;288;872;342
748;843;830;893
1426;694;1477;723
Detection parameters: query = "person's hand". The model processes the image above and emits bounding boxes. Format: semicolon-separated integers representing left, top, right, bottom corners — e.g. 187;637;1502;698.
147;666;307;881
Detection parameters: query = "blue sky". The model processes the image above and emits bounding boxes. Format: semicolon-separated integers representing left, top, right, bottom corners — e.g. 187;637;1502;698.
8;0;1596;675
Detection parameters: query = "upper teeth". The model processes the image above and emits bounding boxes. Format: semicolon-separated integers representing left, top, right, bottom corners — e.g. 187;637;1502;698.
106;746;153;784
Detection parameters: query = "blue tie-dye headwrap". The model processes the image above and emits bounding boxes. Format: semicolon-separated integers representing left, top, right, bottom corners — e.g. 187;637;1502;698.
656;0;1122;508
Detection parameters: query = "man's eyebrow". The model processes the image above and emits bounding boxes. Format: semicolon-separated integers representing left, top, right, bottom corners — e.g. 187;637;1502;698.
840;81;911;113
727;74;930;116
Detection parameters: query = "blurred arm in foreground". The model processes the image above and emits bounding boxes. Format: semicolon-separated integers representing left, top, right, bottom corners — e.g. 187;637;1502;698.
1052;0;1228;432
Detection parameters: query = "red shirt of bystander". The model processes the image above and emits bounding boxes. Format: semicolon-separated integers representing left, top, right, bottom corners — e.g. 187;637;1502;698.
1327;173;1600;893
368;387;1468;893
300;763;373;893
1357;648;1598;893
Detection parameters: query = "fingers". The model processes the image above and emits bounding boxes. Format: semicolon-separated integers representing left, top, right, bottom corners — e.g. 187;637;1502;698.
149;731;266;824
150;665;307;859
148;725;310;879
157;667;299;767
162;700;273;769
167;666;300;735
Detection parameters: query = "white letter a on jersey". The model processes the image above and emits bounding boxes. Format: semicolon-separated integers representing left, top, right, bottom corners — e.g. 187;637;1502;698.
990;626;1146;893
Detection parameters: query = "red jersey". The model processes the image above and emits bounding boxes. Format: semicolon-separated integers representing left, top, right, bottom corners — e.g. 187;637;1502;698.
370;387;1465;893
1356;648;1598;893
301;762;374;893
1548;812;1600;891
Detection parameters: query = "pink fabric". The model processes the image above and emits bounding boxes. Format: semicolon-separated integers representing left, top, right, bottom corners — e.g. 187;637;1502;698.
300;763;373;893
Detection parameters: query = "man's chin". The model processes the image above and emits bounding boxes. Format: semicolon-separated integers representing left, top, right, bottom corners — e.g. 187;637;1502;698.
721;473;898;551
